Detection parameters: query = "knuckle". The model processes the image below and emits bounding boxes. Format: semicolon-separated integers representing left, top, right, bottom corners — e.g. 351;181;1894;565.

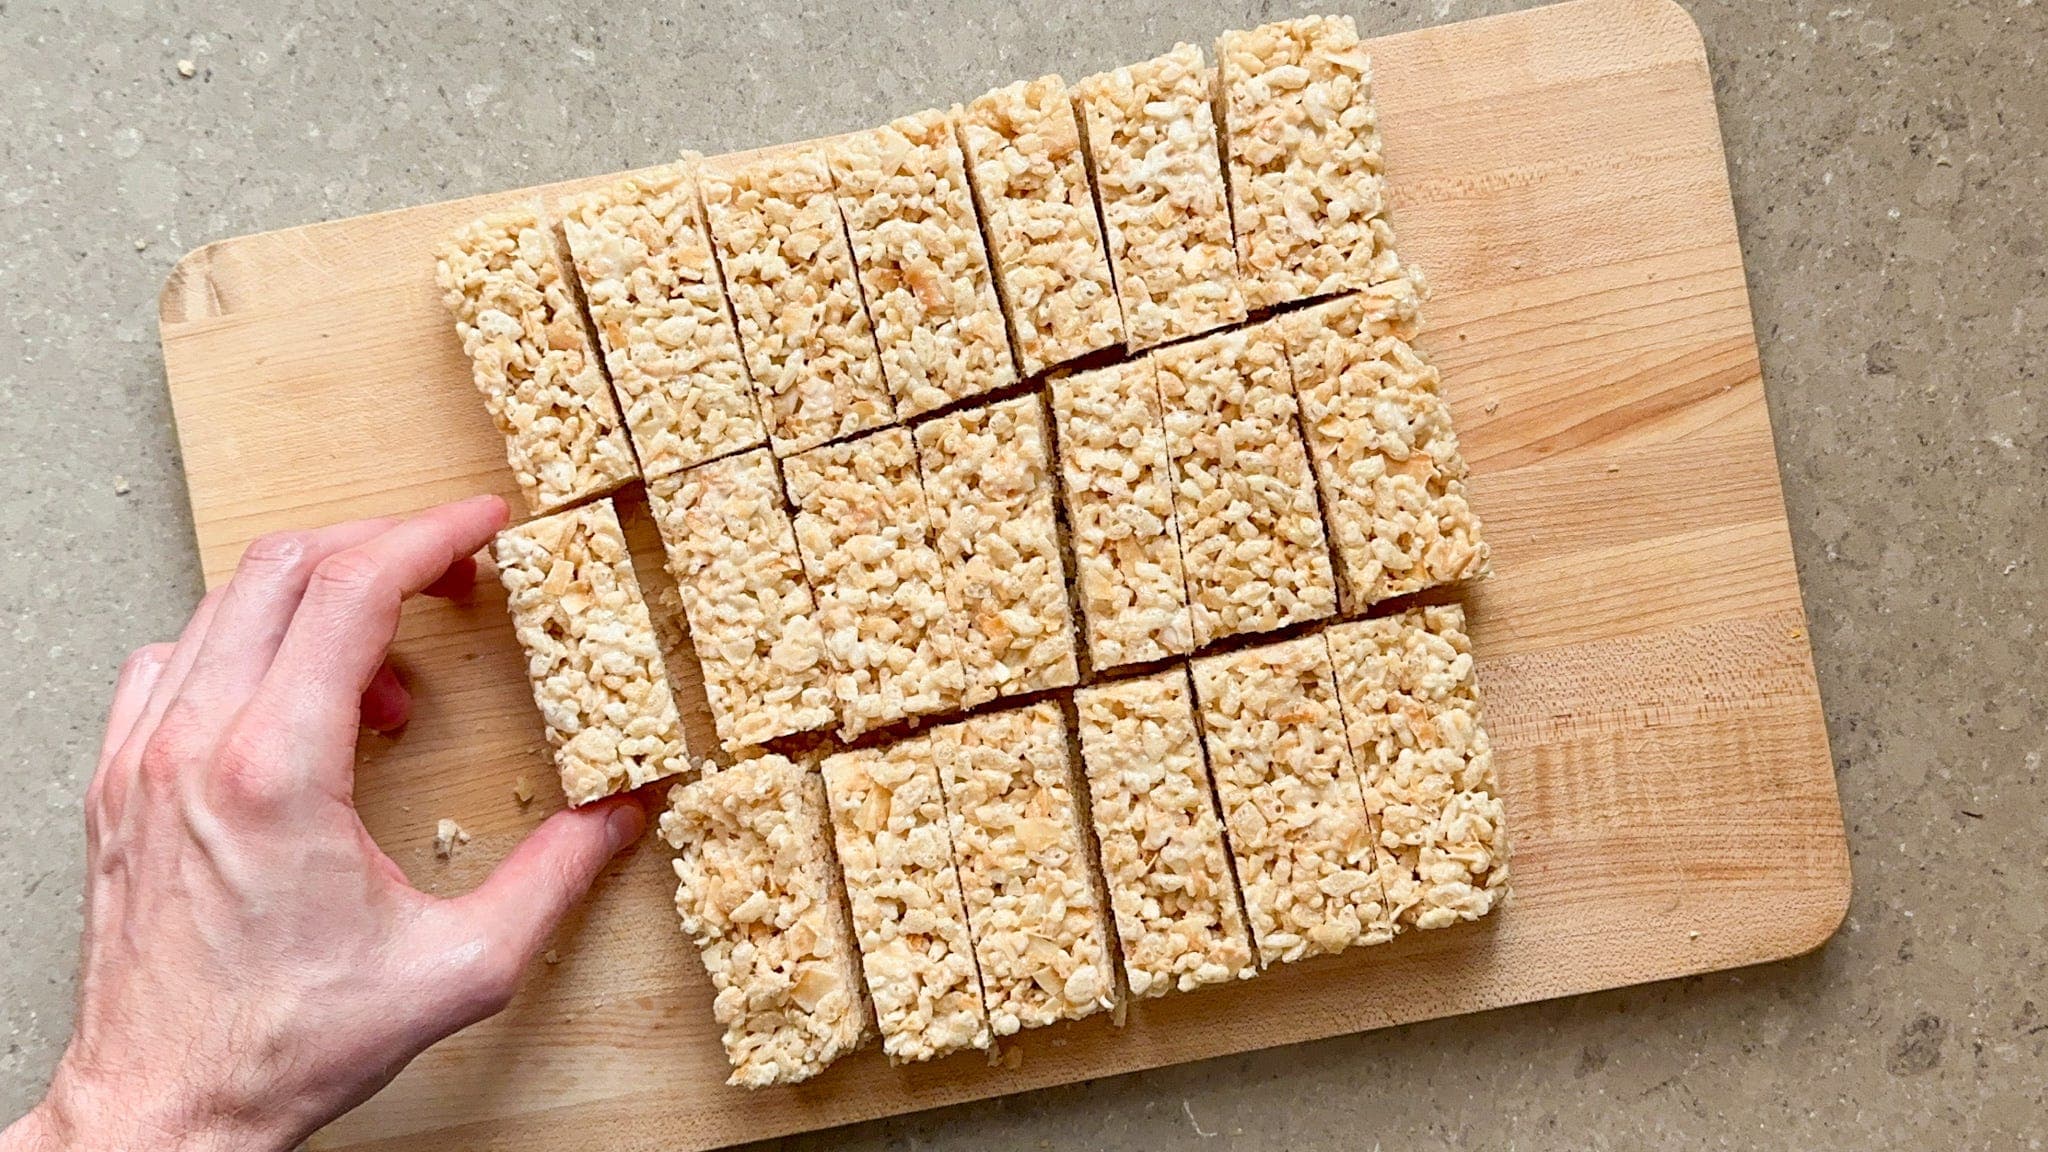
306;549;393;609
137;708;207;784
210;726;295;812
120;642;174;680
238;531;314;576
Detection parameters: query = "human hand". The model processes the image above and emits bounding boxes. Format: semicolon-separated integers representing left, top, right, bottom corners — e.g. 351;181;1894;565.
2;495;647;1152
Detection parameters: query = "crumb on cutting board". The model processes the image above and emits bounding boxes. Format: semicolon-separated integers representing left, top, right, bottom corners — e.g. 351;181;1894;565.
434;818;470;858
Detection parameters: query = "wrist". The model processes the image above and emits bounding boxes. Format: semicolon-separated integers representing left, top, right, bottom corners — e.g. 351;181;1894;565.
24;1061;288;1152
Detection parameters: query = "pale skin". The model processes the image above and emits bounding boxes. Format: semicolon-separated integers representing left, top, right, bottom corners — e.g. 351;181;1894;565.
0;495;648;1152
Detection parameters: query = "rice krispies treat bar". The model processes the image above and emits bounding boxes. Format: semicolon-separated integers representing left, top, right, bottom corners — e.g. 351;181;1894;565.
829;110;1016;417
1048;360;1196;670
699;150;896;456
915;396;1079;707
1191;636;1393;966
1074;671;1256;998
1073;44;1248;350
958;76;1124;375
435;208;637;514
1280;288;1489;608
645;451;836;751
822;733;993;1063
784;429;966;736
1324;605;1509;931
1154;326;1336;647
941;703;1116;1034
559;163;766;480
659;756;870;1087
1215;16;1407;310
492;499;691;806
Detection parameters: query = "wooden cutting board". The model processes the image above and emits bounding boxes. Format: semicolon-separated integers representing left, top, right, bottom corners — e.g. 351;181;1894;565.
156;0;1850;1147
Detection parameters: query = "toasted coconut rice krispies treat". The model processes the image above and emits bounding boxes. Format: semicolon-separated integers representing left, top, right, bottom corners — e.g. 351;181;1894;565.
822;733;993;1063
645;450;837;751
660;756;870;1087
493;499;691;806
940;703;1117;1035
1279;286;1489;610
1214;16;1407;310
557;162;766;480
1324;605;1509;930
784;428;966;737
698;149;897;456
1074;671;1256;998
957;75;1124;375
1073;44;1247;350
829;110;1016;418
435;208;637;514
1153;325;1336;647
1048;359;1197;671
1191;636;1394;965
915;396;1080;707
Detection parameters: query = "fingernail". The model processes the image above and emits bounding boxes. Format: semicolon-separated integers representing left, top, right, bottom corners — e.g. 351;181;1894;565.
605;803;644;853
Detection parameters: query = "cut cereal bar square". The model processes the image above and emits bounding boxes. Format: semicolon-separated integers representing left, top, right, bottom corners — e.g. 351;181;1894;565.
645;449;837;751
659;755;870;1087
915;395;1079;706
1074;670;1256;998
1279;287;1488;609
1073;44;1247;350
1154;325;1336;647
492;498;690;806
1324;605;1509;931
1214;16;1405;309
699;149;897;456
435;207;637;514
941;703;1117;1034
558;161;766;480
958;75;1124;375
822;733;993;1063
784;428;965;736
830;110;1016;417
1191;636;1393;965
1048;359;1196;670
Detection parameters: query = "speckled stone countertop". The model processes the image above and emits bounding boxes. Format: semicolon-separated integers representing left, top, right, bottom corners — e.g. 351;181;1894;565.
1;1;2041;1146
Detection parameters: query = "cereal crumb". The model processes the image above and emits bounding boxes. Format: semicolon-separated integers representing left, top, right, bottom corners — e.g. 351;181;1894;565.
543;948;561;964
112;477;130;496
434;818;470;858
133;239;149;252
176;59;196;78
1002;1045;1025;1070
513;775;535;806
1687;930;1701;940
1605;463;1621;473
1484;400;1500;414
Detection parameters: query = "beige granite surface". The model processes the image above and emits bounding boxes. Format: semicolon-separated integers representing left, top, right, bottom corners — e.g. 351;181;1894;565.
1;0;2041;1146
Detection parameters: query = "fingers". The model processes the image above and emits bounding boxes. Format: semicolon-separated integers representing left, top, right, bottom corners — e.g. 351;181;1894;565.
258;495;507;744
426;799;644;1018
173;519;400;715
98;645;172;772
359;662;412;733
420;555;479;602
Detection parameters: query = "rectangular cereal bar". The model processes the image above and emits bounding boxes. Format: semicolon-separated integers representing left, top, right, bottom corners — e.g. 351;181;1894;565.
784;428;965;736
699;149;897;456
822;733;993;1063
1280;288;1489;609
1048;359;1195;670
658;755;869;1087
435;208;638;514
1214;16;1405;310
1154;326;1336;646
1191;636;1392;966
1325;605;1509;931
915;396;1079;706
941;703;1116;1034
1074;670;1255;998
492;498;690;806
1073;44;1247;350
645;450;837;751
958;75;1124;375
559;162;766;480
830;110;1016;417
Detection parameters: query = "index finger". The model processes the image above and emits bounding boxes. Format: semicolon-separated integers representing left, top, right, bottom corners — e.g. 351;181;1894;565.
255;495;509;745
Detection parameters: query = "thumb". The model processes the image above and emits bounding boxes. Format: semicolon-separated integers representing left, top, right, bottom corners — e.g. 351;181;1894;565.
426;796;646;1018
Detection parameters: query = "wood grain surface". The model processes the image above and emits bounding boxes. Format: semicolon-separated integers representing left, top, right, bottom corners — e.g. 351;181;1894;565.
154;0;1851;1147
